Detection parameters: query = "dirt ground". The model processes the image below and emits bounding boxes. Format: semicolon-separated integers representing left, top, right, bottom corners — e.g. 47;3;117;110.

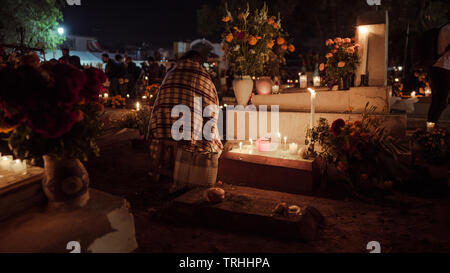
85;119;450;253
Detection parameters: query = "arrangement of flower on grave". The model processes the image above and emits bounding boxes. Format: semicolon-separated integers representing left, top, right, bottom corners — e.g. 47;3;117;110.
320;37;360;90
0;52;106;207
305;104;409;195
412;128;449;166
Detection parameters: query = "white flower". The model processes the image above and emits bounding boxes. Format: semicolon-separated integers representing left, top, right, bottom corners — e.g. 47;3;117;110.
234;45;240;51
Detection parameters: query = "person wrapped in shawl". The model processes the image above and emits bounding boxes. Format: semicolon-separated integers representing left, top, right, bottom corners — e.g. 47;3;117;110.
148;50;223;181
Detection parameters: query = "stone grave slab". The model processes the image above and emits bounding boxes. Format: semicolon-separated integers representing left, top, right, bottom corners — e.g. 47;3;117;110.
171;185;324;242
0;189;138;253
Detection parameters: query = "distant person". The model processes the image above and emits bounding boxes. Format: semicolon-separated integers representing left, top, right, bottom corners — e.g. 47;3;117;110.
102;53;119;96
124;56;141;98
148;50;223;185
427;17;450;125
69;55;83;69
147;57;160;83
59;48;70;64
158;62;167;80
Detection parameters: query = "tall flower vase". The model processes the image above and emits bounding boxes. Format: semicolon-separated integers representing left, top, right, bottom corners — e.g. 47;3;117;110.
233;76;254;106
338;75;351;91
255;76;273;95
42;155;90;208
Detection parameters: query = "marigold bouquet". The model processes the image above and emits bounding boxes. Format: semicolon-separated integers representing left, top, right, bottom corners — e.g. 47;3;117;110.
319;37;359;86
412;128;449;165
305;104;408;194
111;95;126;109
0;53;106;162
221;3;294;77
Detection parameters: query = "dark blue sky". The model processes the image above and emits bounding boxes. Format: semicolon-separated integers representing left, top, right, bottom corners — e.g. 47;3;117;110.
62;0;219;48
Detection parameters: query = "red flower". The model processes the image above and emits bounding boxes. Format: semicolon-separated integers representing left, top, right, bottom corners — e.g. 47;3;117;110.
81;68;107;103
236;31;245;40
331;119;346;137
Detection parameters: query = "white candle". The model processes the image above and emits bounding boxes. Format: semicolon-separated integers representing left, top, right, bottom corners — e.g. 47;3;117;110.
284;136;287;148
299;73;307;89
289;143;299;155
239;142;243;151
358;26;369;76
136;102;140;111
313;76;321;87
250;139;253;145
12;160;23;174
0;156;12;171
425;88;431;96
411;91;416;98
308;88;316;129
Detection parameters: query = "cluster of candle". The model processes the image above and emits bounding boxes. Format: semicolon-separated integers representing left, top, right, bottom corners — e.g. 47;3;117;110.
0;154;27;175
298;74;321;89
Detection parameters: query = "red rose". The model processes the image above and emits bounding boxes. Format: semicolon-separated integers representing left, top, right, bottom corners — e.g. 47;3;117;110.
331;119;346;137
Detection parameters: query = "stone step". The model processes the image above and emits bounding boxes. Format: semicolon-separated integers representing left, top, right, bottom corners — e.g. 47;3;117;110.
170;185;324;242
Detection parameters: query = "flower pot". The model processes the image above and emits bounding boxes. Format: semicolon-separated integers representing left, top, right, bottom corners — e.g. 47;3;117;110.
338;76;351;90
255;76;273;95
42;155;90;208
233;76;254;106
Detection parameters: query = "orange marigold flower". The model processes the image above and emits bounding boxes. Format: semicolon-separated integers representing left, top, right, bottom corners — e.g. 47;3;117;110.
267;40;274;49
268;18;274;25
272;23;278;29
0;124;19;134
338;61;346;68
276;37;285;45
237;13;245;20
222;16;230;23
319;63;325;71
288;44;295;52
344;38;352;43
281;44;288;51
225;33;233;43
247;36;257;46
346;47;355;54
325;53;333;59
76;110;84;122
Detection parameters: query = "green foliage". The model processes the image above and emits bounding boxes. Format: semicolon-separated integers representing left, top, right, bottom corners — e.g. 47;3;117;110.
116;107;152;140
0;0;66;49
305;104;409;193
9;103;104;163
413;128;449;165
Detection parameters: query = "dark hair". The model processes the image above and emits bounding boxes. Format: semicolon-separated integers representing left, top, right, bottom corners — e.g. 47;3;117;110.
69;55;82;69
61;48;69;52
115;54;123;62
179;50;205;64
102;53;109;58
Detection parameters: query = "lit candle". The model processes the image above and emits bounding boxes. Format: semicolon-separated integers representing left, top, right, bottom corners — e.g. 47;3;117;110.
427;122;435;132
284;136;287;148
425;88;432;96
12;160;24;174
308;88;316;129
239;142;243;151
289;143;299;155
299;73;307;89
126;94;130;98
250;139;253;146
313;76;321;87
136;102;140;111
0;156;12;171
142;96;147;100
272;85;280;94
411;91;416;98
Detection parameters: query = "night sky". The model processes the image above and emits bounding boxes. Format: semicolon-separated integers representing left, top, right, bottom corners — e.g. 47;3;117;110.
62;0;220;49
